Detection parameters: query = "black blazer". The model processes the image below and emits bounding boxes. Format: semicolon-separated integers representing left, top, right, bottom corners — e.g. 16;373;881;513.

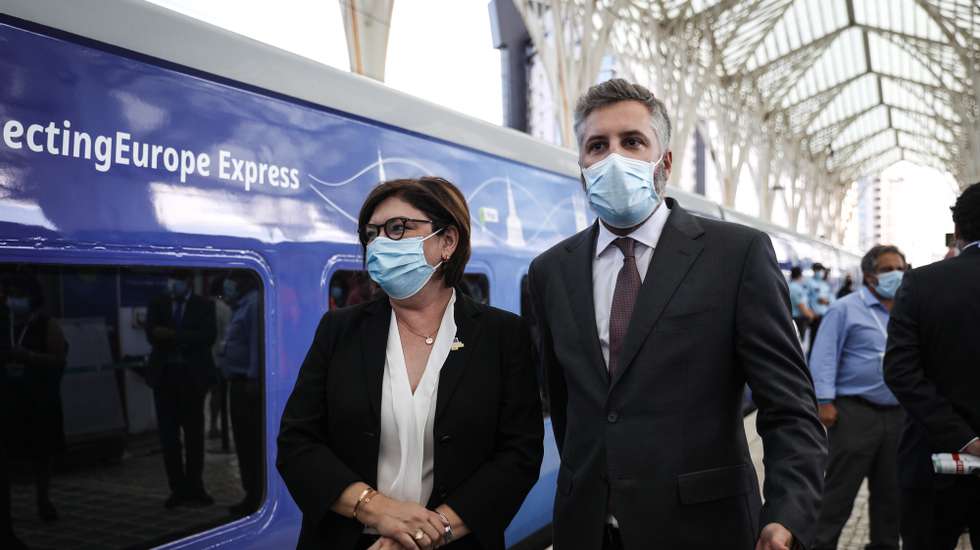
276;292;543;550
884;245;980;489
528;200;827;550
144;293;217;391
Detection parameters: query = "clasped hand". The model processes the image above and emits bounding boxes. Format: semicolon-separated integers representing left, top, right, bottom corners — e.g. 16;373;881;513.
362;494;447;550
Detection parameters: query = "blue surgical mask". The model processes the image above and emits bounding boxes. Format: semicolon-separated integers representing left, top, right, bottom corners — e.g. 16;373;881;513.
169;279;188;298
874;270;904;299
223;279;239;302
582;152;665;229
366;229;444;300
814;271;824;281
6;296;30;315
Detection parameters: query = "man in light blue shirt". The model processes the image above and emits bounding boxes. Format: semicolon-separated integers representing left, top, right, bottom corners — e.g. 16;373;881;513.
788;266;814;342
217;272;262;517
809;245;907;550
806;263;833;356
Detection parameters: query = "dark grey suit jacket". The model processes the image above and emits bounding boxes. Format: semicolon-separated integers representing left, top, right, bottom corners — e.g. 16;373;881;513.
884;245;980;489
528;199;826;549
144;293;217;391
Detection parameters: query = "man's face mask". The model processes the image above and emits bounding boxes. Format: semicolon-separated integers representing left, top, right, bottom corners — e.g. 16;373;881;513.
581;152;666;229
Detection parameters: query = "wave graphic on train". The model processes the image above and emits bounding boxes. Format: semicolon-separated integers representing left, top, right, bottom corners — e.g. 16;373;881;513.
307;151;584;250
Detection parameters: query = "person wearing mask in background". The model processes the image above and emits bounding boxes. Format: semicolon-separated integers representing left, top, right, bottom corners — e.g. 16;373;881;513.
806;263;833;353
836;274;854;300
1;273;67;526
885;182;980;550
277;177;542;550
219;272;262;516
808;245;907;550
789;267;815;343
528;79;826;550
145;270;217;509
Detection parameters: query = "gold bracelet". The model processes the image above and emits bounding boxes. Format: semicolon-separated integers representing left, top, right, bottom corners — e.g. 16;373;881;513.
353;488;376;521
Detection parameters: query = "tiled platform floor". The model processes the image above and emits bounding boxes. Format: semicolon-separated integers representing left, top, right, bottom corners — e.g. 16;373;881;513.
9;432;248;550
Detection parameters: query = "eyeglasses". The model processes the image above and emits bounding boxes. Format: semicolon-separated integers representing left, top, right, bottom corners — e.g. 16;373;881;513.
362;217;435;242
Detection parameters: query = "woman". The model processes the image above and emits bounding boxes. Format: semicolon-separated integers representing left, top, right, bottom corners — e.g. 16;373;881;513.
1;272;67;524
277;177;543;550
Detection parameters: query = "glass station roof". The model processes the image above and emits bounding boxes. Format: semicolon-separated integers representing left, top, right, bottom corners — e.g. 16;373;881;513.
614;0;978;180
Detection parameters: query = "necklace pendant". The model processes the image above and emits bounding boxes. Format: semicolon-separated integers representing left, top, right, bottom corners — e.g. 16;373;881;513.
425;336;434;345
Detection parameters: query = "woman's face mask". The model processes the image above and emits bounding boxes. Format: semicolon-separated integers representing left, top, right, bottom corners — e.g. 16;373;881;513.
366;228;444;300
581;152;665;229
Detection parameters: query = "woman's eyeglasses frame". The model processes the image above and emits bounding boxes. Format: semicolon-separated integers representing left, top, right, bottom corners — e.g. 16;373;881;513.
362;217;436;243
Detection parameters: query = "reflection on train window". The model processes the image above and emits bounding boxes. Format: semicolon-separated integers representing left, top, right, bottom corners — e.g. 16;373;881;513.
520;275;548;415
327;271;489;309
0;264;264;549
459;274;490;305
328;270;381;310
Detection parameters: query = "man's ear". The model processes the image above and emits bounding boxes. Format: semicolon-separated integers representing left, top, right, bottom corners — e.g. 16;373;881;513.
662;149;673;180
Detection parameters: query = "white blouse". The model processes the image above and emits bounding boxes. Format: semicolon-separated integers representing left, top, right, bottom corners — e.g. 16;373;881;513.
375;290;457;510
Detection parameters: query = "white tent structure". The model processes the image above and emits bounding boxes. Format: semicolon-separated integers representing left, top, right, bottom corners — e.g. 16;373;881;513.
515;0;979;241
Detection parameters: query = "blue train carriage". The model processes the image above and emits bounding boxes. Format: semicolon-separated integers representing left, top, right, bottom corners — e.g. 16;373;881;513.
0;2;567;548
0;2;860;549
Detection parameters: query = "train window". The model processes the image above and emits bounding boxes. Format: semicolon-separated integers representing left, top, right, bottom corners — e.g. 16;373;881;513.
328;270;381;310
327;270;489;309
0;264;264;549
459;274;490;305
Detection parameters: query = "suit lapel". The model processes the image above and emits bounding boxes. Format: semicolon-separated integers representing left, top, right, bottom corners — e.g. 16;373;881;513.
435;292;481;422
561;222;609;384
610;203;705;389
361;297;391;422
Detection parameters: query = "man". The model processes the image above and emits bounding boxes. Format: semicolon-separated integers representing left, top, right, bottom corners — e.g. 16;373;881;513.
789;267;815;343
217;273;262;516
145;270;217;508
808;245;907;550
528;79;826;550
885;183;980;550
806;263;833;345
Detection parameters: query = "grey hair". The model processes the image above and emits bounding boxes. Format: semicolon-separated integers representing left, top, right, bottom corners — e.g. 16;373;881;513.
860;245;907;275
573;79;672;153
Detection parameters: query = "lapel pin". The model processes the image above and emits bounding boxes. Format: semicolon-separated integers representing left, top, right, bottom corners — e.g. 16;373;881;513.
450;337;464;351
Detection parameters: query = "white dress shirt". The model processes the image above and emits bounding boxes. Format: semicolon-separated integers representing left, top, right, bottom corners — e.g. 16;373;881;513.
370;290;457;531
592;203;671;367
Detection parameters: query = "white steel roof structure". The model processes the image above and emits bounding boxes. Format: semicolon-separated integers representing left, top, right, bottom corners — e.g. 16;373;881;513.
517;0;979;240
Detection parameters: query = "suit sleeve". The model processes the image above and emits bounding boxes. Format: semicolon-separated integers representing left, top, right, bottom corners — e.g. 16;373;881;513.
444;315;544;550
276;313;362;525
736;233;827;548
528;259;567;453
884;269;976;451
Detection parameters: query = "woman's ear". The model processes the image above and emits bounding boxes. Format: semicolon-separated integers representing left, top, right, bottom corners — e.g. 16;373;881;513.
441;226;459;261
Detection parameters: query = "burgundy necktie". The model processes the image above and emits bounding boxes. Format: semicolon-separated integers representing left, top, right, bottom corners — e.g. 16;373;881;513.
608;237;641;377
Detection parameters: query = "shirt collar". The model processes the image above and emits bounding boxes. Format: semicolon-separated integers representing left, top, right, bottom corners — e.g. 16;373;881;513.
860;287;885;309
595;202;671;259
